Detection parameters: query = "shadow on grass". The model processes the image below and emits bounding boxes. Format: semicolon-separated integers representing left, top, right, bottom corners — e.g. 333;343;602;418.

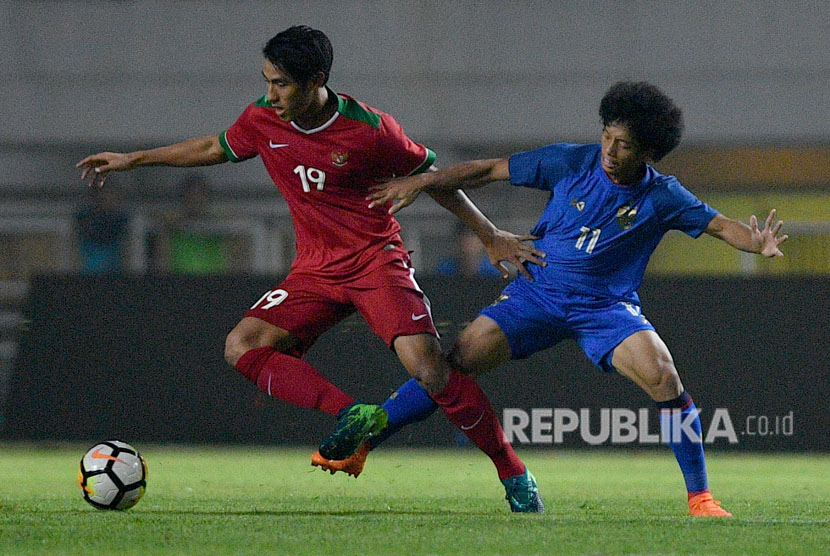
13;509;829;525
147;508;489;517
19;507;494;518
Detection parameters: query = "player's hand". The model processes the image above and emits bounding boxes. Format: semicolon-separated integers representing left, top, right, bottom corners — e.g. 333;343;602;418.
367;173;430;215
482;229;546;280
751;209;788;257
76;152;135;188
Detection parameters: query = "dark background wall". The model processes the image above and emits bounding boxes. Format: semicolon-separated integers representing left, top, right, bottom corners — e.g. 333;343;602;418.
3;275;827;451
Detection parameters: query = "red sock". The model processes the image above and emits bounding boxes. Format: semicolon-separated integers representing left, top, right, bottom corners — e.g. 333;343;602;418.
235;346;353;416
431;370;525;480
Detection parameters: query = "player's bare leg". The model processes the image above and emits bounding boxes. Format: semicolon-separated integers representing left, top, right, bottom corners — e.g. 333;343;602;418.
399;327;543;512
314;333;448;475
313;326;543;511
227;317;386;459
392;333;450;394
611;330;683;402
446;315;512;377
314;332;450;471
314;320;542;511
448;317;544;512
225;317;357;416
225;317;300;366
613;330;732;517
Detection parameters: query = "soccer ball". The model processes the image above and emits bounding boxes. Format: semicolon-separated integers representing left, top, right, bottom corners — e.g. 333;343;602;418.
77;440;147;510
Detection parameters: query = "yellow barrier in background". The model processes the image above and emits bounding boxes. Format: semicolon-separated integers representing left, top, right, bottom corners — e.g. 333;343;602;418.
648;193;830;275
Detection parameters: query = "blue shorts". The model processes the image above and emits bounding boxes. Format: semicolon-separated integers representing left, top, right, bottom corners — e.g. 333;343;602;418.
480;279;655;373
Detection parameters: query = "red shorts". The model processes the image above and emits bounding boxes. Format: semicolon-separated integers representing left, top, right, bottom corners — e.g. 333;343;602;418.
245;259;437;354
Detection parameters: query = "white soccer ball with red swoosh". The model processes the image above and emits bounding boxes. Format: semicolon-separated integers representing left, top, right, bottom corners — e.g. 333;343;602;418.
78;440;147;510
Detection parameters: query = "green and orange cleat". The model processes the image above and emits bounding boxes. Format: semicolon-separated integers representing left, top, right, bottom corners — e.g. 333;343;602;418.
317;402;387;461
688;492;733;517
311;444;370;478
501;468;545;513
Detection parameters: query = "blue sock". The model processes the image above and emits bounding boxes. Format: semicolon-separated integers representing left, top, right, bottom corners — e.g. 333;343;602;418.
368;378;438;449
657;391;709;495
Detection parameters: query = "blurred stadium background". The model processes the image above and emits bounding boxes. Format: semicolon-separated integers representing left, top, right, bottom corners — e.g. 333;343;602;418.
0;1;827;449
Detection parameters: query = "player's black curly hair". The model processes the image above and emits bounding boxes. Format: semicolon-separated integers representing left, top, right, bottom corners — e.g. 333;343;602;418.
599;81;683;162
263;25;333;87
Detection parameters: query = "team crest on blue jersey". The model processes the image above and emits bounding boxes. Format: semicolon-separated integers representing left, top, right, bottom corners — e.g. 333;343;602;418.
616;205;638;229
570;198;586;211
331;151;349;167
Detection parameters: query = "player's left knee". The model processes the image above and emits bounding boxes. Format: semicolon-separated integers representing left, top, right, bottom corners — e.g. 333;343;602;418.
409;362;449;395
448;334;487;376
223;332;248;367
224;327;267;367
649;364;683;400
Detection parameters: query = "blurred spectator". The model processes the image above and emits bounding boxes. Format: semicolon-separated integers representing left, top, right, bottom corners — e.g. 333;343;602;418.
74;185;129;275
155;173;229;274
435;222;502;277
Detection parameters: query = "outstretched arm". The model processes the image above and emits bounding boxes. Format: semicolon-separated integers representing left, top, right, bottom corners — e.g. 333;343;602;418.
76;135;228;187
704;209;788;257
427;186;545;280
368;157;510;214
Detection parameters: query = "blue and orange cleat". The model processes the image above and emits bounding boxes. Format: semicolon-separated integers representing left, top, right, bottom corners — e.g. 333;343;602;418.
318;402;387;461
311;444;370;478
688;492;733;517
501;468;545;513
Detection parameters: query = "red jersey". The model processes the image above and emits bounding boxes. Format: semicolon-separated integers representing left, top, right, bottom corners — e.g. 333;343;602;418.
219;90;435;280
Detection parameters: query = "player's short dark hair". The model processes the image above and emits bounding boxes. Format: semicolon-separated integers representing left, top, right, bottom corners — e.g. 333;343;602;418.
599;81;683;162
262;25;333;87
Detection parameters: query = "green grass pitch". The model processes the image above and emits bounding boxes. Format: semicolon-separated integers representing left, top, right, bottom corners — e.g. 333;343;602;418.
0;444;827;556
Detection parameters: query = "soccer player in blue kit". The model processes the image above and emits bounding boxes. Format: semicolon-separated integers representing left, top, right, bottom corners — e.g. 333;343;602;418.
319;81;788;517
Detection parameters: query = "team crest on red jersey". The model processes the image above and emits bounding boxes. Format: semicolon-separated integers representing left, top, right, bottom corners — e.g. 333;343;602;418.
331;151;349;167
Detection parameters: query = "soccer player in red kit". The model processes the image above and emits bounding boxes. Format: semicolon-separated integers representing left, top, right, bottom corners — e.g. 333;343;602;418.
77;26;545;512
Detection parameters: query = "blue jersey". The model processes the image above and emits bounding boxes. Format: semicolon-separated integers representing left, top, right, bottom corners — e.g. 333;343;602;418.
509;143;718;302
